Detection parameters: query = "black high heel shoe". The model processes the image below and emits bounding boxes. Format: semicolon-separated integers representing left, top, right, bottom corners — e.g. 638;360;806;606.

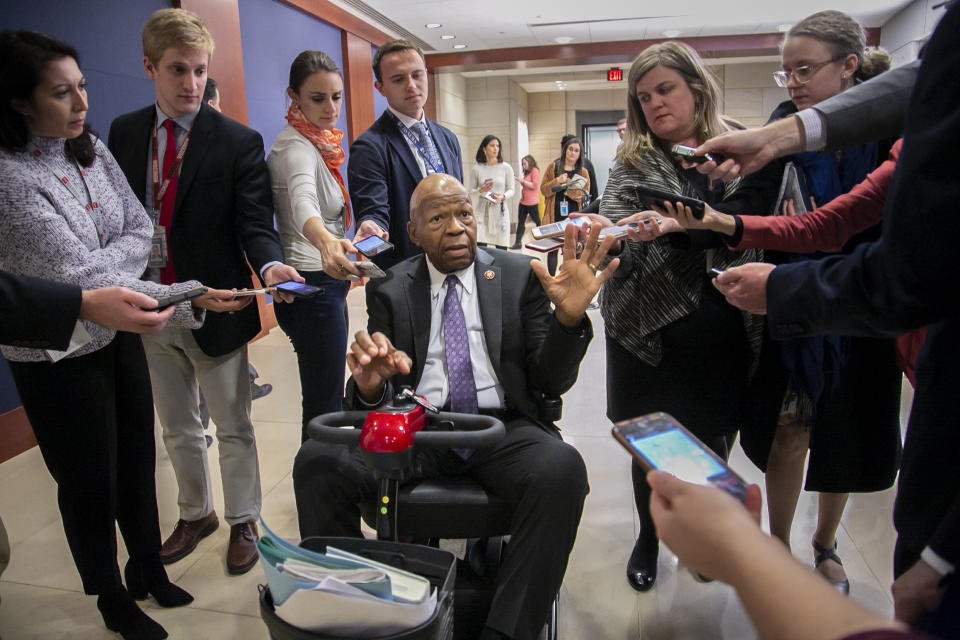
125;557;194;607
626;538;658;592
97;587;168;640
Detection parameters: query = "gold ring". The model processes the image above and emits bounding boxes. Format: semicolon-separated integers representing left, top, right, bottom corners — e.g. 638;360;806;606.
338;264;346;272
588;263;598;271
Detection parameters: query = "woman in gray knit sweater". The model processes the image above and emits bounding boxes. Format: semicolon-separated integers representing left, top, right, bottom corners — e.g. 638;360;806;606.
0;30;235;640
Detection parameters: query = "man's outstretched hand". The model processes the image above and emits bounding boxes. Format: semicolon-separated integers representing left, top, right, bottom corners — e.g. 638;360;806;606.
347;330;412;403
531;222;619;327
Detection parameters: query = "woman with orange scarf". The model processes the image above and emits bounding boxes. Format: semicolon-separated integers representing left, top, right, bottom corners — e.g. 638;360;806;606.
267;50;357;441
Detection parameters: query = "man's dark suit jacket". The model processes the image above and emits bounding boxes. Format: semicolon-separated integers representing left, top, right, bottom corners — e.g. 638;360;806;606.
0;271;80;350
766;3;960;569
345;248;591;427
108;104;284;357
347;111;462;267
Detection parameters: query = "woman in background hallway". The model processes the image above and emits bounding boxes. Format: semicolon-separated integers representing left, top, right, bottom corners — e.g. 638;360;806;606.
469;134;515;248
511;154;541;249
540;136;589;274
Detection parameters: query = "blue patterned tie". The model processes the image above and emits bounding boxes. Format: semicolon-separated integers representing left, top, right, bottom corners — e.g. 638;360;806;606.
413;122;444;175
443;275;478;415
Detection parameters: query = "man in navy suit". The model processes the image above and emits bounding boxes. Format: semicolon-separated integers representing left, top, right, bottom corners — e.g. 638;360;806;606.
702;3;959;631
348;40;463;267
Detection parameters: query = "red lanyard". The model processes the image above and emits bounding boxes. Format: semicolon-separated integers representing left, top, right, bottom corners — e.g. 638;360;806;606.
151;117;192;210
27;141;105;248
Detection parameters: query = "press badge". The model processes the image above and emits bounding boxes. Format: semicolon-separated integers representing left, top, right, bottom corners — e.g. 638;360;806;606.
148;208;168;268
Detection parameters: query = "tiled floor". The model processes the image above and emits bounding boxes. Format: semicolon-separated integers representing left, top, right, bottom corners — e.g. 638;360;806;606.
0;257;907;639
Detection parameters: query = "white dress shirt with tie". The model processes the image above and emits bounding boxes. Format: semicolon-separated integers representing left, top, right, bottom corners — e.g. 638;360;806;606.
417;258;505;410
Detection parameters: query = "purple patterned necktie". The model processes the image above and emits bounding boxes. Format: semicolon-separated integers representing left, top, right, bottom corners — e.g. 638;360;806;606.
443;275;478;414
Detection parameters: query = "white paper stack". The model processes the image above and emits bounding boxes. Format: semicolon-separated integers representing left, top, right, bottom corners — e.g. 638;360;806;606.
258;519;436;637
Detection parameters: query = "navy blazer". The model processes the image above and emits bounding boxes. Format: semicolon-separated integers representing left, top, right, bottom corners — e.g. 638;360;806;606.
766;2;960;567
347;111;462;267
108;104;285;357
0;271;80;350
345;249;592;428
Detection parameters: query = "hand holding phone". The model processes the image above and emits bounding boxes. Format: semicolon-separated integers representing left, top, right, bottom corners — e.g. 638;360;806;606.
612;412;748;502
531;217;589;240
632;186;706;220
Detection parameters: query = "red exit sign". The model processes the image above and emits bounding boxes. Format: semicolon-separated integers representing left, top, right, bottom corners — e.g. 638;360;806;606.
607;68;623;82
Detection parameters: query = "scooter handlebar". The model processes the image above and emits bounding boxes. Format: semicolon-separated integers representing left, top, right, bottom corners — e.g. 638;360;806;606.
414;412;505;448
306;411;505;448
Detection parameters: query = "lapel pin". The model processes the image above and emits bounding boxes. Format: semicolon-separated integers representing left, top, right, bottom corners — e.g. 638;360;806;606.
484;270;495;280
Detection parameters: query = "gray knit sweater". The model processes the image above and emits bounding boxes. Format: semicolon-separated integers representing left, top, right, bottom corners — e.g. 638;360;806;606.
0;136;203;362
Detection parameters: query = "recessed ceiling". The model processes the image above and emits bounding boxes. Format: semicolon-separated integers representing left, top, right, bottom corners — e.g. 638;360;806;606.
345;0;911;52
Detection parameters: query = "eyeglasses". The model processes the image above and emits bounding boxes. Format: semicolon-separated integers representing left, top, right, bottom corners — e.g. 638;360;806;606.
772;57;840;88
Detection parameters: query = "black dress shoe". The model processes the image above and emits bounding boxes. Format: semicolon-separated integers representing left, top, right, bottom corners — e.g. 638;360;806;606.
626;540;658;592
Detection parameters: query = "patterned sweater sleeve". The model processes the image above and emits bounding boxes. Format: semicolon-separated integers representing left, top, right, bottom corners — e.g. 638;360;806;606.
0;147;202;328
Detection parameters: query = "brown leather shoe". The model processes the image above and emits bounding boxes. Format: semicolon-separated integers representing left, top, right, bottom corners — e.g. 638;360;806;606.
226;521;259;575
159;512;219;565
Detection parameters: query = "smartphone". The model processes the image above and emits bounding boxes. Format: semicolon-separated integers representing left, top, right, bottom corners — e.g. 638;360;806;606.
273;280;322;297
524;237;564;252
151;286;208;311
232;288;269;297
671;144;724;166
632;186;706;220
355;260;386;278
353;235;394;258
709;267;724;278
598;222;641;239
611;412;748;502
531;217;589;240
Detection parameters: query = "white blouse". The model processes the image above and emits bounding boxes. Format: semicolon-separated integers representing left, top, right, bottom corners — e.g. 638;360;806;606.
469;162;515;207
267;126;347;272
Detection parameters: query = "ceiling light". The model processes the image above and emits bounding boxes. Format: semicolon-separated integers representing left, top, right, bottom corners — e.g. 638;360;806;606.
554;36;573;44
440;34;455;40
663;29;681;37
453;44;467;49
778;23;792;32
425;23;442;29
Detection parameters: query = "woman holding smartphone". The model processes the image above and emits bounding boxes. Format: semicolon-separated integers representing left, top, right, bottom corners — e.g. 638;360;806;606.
469;134;515;248
707;12;898;594
540;137;589;274
511;154;541;249
596;42;762;592
267;50;356;442
0;30;239;639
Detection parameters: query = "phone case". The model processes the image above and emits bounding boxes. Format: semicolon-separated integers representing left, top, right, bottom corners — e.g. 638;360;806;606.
525;237;564;252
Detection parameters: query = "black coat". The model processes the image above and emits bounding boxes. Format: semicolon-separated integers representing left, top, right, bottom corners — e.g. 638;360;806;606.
108;104;284;357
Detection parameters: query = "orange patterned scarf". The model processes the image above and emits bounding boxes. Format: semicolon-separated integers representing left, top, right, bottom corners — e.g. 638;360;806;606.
285;104;351;228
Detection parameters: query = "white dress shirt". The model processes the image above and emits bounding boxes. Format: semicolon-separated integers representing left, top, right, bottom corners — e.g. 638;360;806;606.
147;104;280;279
416;258;505;409
388;105;432;179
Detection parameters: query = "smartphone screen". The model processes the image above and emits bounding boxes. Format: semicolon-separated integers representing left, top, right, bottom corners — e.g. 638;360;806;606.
274;280;321;296
613;413;747;501
533;217;588;239
354;235;393;257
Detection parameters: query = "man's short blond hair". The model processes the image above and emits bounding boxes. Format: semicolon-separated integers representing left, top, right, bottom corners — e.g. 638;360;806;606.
142;8;214;65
